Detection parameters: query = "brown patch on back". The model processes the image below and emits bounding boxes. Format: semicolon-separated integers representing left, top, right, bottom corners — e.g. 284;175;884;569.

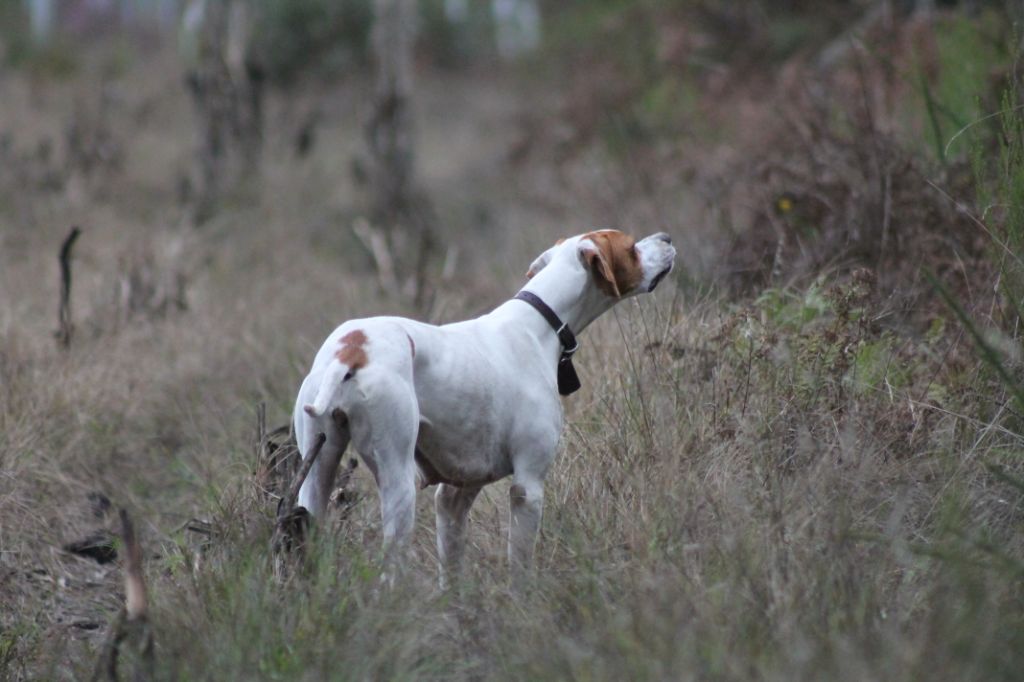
580;230;643;297
336;329;368;371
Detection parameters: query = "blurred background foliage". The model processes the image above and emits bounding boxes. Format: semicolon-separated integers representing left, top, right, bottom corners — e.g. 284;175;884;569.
251;0;374;83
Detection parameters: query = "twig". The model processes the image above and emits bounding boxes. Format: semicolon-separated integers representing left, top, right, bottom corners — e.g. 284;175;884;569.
926;180;1024;272
441;244;459;281
121;511;150;624
944;104;1024;158
282;432;326;513
908;398;1024;443
880;169;892;255
252;402;299;500
56;226;82;349
352;217;399;295
741;329;755;417
814;2;887;71
271;432;326;556
253;401;267;481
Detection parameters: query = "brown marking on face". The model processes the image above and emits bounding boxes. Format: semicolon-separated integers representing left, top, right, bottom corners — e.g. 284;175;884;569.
580;230;643;297
336;329;368;371
406;333;416;358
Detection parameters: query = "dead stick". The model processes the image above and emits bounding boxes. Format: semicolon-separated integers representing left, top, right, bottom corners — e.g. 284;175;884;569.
90;610;126;682
90;509;154;682
254;401;267;476
121;510;148;622
56;226;82;349
278;432;326;518
272;433;327;556
122;509;154;681
352;218;399;295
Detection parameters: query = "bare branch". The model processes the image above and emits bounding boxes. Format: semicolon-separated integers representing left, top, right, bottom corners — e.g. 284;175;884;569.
280;432;326;517
352;217;400;295
271;432;326;557
90;509;154;682
56;226;82;349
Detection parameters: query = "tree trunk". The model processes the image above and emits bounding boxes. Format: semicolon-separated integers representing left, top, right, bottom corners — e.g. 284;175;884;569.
366;0;436;307
367;0;416;226
182;0;262;224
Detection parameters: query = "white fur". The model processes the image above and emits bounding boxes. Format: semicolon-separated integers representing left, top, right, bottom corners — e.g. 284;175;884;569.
293;231;676;583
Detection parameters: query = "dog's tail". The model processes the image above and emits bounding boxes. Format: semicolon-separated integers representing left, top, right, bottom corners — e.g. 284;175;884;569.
302;361;350;419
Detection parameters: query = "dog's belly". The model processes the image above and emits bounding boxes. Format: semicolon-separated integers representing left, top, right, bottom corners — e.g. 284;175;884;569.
404;322;544;488
414;419;512;488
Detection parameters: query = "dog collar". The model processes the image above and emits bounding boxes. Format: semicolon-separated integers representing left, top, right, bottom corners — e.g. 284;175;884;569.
513;291;582;396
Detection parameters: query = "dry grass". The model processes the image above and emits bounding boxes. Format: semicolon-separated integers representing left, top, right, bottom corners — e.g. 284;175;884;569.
2;24;1023;681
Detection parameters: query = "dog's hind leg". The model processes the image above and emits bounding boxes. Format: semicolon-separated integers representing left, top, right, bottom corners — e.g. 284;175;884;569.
293;370;351;519
296;411;350;519
347;371;420;578
435;484;482;588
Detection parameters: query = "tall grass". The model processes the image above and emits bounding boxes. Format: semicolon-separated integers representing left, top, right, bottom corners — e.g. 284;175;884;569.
8;276;1019;681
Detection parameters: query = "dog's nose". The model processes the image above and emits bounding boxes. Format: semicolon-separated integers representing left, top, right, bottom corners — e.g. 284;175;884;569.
655;232;672;244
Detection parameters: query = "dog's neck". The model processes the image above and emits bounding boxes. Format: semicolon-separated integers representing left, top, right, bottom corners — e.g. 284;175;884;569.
511;260;614;343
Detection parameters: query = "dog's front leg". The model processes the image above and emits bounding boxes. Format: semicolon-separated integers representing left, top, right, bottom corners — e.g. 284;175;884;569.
435;483;481;588
508;477;544;584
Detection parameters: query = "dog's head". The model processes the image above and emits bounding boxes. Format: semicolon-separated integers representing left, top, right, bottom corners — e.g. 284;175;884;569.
526;229;676;298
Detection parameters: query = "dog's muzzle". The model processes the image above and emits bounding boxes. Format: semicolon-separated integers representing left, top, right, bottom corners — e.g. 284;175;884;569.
648;264;673;292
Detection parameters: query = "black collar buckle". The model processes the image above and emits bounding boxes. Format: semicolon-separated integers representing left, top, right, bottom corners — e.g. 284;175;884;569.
556;324;579;356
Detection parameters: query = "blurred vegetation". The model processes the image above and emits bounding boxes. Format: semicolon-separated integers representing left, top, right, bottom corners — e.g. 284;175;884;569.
250;0;506;83
251;0;374;84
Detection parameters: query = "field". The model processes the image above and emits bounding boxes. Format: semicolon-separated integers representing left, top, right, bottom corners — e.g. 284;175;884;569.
2;5;1024;680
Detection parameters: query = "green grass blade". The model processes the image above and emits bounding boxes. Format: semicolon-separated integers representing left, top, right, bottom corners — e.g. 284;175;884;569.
925;269;1024;413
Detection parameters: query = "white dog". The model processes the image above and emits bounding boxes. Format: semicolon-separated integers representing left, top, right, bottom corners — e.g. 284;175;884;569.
293;229;676;582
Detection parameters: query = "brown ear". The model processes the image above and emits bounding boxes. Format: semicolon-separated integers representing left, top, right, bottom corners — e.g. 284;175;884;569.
579;230;643;297
583;247;621;297
526;254;549;279
526;238;568;279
